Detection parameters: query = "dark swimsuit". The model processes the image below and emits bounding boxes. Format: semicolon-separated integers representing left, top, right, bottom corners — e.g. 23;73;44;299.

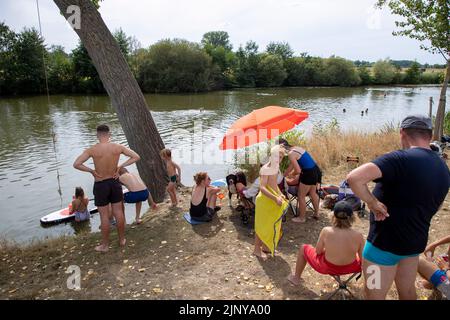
292;150;322;186
189;187;212;222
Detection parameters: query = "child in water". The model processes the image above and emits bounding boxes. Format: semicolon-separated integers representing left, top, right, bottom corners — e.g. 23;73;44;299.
160;148;181;207
70;187;90;222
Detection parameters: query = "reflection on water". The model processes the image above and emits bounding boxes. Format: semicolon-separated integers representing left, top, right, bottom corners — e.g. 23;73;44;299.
0;86;447;243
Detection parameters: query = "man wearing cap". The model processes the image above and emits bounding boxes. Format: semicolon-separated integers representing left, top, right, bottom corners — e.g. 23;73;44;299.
347;115;450;300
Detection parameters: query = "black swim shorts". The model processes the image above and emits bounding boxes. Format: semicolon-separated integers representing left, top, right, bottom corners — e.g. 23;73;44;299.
93;178;123;207
299;166;322;186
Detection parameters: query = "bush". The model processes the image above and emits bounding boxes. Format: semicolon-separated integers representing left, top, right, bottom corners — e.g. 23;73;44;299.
137;39;216;93
255;53;287;87
420;71;444;84
373;59;396;84
358;65;373;85
322;57;361;86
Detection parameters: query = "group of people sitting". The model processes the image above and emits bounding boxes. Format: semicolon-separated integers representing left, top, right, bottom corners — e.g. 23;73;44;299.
187;114;450;300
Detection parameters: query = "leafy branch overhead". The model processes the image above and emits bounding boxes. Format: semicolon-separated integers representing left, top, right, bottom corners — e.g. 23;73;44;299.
376;0;449;60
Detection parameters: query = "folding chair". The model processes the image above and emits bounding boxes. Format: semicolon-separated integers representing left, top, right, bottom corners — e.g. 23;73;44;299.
327;271;362;300
286;183;332;217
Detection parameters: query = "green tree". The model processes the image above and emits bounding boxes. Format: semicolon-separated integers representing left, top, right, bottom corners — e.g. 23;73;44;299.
137;39;215;93
0;22;17;95
12;28;47;94
358;65;373;85
255;53;287;87
322;56;361;86
373;59;397;84
284;57;309;86
266;41;294;61
377;0;450;140
113;28;132;59
72;41;104;93
201;31;232;51
404;61;421;84
235;41;260;87
201;31;236;88
47;45;75;93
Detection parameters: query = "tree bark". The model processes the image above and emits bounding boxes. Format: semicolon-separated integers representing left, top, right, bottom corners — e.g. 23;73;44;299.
433;59;450;141
53;0;168;201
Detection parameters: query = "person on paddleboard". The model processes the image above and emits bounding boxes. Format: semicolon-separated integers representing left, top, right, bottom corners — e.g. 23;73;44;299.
70;187;90;222
73;124;140;253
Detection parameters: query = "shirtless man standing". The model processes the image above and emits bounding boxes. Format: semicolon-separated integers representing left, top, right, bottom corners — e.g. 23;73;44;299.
73;124;140;252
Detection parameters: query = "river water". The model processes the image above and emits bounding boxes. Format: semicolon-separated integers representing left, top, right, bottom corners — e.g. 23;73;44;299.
0;86;446;242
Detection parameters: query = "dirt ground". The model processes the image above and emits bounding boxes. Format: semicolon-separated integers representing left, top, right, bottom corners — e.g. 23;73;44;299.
1;171;449;300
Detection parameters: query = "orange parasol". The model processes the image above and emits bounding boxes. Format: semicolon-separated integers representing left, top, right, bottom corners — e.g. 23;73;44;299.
219;106;309;150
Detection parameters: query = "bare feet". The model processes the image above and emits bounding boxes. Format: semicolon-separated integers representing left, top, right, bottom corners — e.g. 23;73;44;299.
253;250;268;260
292;217;306;223
119;239;127;247
135;219;142;225
95;244;109;253
287;274;303;286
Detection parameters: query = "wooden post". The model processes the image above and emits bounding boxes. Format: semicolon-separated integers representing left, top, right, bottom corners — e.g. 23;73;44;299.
429;97;433;118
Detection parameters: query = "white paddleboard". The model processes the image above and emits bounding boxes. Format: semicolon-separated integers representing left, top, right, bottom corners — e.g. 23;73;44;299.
40;188;129;225
40;205;98;225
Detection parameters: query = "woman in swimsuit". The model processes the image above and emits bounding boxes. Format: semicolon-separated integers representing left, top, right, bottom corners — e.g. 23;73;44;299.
189;172;221;222
70;187;90;222
278;138;322;223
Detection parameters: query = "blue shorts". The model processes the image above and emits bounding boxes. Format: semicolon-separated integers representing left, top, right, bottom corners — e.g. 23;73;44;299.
363;241;419;266
124;189;149;204
430;269;449;288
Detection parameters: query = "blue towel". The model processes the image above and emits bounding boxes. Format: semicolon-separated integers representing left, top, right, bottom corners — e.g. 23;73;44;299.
183;213;208;225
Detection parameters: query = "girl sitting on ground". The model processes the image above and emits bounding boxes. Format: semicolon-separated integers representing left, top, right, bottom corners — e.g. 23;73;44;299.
70;187;90;222
189;172;221;222
288;201;365;285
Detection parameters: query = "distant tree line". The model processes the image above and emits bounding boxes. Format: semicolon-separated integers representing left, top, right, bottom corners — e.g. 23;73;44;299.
0;23;446;95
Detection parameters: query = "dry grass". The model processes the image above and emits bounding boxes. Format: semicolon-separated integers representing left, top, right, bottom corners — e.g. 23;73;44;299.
306;128;401;174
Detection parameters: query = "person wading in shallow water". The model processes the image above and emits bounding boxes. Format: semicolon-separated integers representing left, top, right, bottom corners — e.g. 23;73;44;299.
73;124;140;253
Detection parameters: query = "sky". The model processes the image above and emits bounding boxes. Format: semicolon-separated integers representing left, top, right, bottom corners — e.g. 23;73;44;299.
0;0;445;64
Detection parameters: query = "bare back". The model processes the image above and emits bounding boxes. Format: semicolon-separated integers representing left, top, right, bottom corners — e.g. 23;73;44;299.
89;143;122;181
322;227;364;265
119;172;146;192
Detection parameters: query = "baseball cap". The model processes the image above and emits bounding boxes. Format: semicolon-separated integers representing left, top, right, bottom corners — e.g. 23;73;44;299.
333;200;354;219
400;115;432;130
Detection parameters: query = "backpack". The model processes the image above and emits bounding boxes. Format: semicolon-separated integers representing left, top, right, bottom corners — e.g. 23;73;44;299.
338;180;362;211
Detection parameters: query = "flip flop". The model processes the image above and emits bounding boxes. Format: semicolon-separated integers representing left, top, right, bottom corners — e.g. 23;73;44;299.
292;217;306;223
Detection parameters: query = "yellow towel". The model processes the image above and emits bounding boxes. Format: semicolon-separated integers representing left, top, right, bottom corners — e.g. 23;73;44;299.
255;186;288;256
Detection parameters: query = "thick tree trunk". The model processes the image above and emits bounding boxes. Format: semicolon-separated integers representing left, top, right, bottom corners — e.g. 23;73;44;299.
433;60;450;141
53;0;168;201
